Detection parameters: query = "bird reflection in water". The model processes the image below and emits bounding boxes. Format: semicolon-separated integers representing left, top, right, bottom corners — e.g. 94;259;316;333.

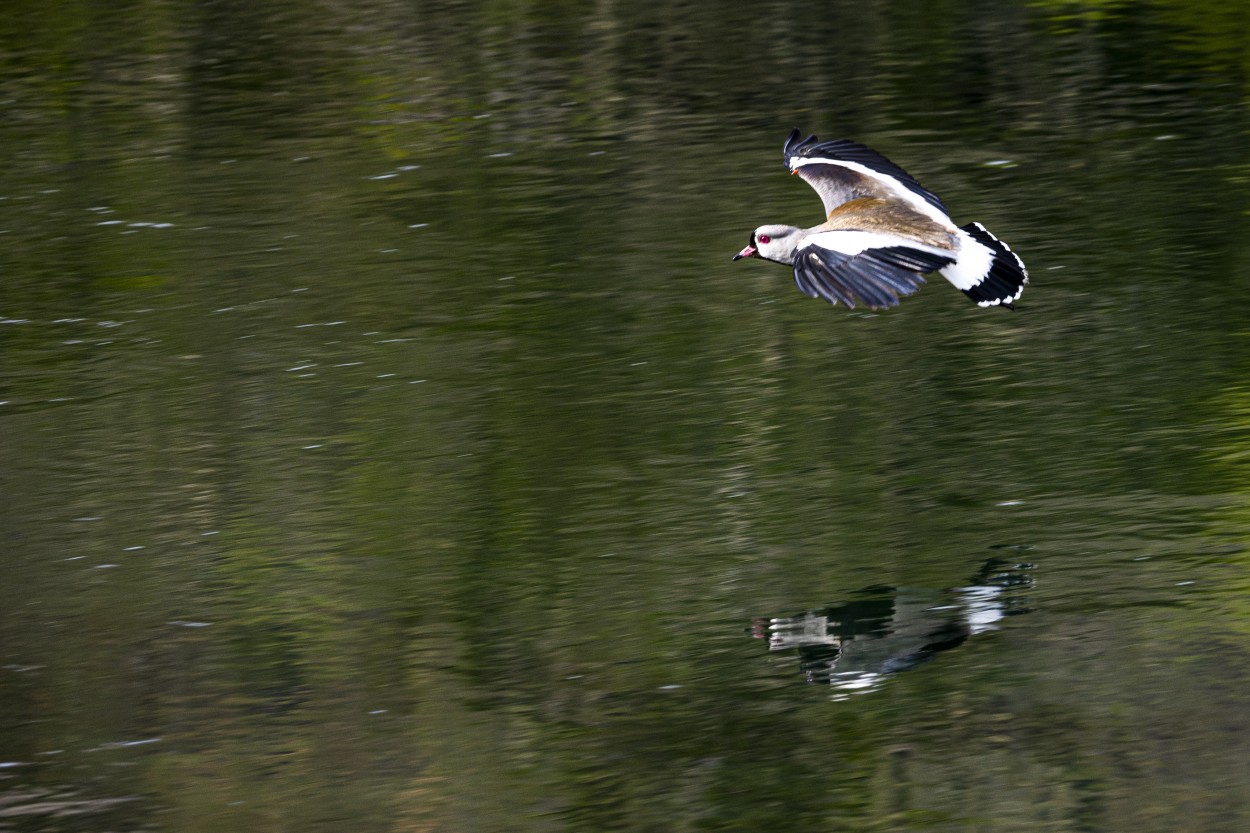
751;559;1033;696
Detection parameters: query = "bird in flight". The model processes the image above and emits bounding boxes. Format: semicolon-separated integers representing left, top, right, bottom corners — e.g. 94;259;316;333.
733;129;1027;310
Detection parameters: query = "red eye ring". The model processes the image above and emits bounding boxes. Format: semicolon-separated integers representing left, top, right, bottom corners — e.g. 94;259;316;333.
758;234;771;244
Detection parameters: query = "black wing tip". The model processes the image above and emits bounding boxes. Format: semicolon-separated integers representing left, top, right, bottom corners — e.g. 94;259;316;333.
958;222;1028;310
783;128;818;167
786;132;875;164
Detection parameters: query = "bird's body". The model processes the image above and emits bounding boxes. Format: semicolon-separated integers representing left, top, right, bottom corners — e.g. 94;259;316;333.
733;129;1027;310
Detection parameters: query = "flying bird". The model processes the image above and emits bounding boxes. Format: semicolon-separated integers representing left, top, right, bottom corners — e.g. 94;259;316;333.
733;129;1027;310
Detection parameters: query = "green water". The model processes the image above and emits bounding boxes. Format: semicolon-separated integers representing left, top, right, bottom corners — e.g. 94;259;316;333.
3;1;1250;831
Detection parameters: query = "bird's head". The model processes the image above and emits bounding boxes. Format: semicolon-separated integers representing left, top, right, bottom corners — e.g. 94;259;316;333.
732;225;801;266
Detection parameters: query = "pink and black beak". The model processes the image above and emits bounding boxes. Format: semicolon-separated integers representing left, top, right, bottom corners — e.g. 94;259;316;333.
732;234;758;261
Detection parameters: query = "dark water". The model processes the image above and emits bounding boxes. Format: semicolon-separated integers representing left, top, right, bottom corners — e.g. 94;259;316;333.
3;1;1250;831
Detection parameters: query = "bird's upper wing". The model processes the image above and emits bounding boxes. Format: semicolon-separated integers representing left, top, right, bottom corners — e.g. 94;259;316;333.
783;128;949;218
792;231;956;310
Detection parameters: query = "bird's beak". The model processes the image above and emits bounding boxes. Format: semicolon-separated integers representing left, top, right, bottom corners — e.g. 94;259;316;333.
732;244;757;261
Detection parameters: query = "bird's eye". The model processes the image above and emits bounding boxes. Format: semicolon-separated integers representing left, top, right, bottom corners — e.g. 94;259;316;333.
758;234;771;244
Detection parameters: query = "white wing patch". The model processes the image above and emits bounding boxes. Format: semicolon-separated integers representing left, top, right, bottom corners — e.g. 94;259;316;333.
805;229;955;259
937;228;994;291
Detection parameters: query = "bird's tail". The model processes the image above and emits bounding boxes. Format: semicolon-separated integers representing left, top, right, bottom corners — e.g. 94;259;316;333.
939;222;1028;309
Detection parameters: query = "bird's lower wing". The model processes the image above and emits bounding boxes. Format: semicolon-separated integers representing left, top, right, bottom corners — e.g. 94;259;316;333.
793;243;955;310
